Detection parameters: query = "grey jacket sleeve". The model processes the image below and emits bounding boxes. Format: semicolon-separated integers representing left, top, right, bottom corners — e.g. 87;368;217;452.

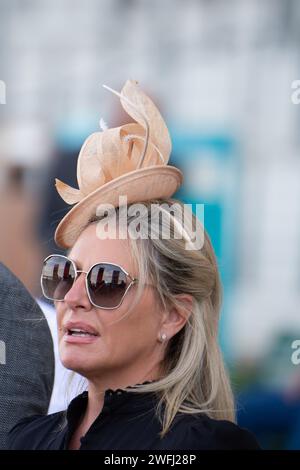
0;263;55;449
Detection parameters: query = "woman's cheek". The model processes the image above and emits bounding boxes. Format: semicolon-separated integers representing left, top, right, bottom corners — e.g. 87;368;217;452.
54;303;65;337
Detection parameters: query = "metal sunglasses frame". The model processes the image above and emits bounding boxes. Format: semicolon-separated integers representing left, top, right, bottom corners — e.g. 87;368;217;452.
40;253;138;310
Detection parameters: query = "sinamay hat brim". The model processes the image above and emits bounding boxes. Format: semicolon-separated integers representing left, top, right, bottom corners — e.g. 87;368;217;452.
54;165;183;248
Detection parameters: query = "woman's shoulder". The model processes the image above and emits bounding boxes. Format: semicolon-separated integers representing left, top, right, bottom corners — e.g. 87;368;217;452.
166;413;260;450
8;411;66;450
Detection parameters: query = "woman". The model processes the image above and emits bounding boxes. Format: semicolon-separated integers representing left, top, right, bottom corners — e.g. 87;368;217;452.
8;80;259;450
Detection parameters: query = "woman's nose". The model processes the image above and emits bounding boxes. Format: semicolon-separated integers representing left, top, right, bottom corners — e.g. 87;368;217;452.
63;272;92;310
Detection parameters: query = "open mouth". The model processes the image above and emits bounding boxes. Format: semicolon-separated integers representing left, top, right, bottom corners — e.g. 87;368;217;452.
67;328;98;337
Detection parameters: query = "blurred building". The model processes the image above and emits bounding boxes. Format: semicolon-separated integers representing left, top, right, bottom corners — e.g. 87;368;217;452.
0;0;299;362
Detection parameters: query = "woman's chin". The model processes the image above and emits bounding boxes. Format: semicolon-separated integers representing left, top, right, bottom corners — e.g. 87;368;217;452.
59;349;109;376
60;355;86;373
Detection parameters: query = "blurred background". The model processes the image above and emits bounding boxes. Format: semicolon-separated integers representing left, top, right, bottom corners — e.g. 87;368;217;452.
0;0;300;449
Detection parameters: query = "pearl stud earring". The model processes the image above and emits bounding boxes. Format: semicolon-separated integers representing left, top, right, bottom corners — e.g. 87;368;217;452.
160;333;167;342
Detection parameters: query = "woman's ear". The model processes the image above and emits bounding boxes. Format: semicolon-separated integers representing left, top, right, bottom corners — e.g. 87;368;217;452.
159;294;194;342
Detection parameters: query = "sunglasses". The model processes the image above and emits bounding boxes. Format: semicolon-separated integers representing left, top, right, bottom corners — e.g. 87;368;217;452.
41;254;138;309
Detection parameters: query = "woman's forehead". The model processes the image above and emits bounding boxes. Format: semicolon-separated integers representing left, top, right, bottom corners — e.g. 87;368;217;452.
68;224;135;271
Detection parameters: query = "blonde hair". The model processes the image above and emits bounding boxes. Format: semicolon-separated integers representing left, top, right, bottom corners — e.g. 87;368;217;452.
82;197;235;438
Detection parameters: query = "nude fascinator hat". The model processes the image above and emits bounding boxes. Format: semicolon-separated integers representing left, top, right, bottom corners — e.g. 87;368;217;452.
54;80;183;248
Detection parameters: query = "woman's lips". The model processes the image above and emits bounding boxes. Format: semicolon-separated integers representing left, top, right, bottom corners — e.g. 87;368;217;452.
62;323;100;344
63;332;99;344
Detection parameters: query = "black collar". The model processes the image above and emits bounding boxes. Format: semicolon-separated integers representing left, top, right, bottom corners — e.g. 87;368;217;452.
64;381;160;449
66;381;159;430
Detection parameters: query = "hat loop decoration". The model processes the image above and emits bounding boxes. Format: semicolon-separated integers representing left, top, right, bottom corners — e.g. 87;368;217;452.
102;84;150;170
54;79;183;248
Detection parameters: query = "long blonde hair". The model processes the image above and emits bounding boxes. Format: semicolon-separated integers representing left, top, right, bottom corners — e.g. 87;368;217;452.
82;197;235;438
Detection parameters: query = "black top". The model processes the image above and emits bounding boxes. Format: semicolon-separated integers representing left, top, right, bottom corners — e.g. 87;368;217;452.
8;384;260;450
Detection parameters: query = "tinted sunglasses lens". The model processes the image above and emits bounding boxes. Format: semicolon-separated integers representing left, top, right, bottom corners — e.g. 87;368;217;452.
42;256;75;300
88;264;128;308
